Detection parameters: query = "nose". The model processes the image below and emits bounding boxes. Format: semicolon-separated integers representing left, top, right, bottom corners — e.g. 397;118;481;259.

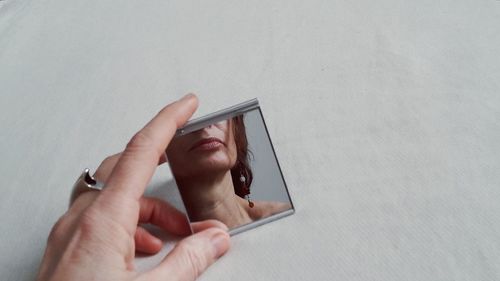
200;125;213;134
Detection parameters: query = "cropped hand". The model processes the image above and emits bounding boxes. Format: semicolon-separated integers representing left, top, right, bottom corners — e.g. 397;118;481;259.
37;94;231;281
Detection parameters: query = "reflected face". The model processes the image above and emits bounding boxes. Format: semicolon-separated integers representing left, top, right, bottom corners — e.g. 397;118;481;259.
166;120;237;178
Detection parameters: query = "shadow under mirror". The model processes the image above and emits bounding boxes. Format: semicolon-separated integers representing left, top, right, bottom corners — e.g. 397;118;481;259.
166;102;293;235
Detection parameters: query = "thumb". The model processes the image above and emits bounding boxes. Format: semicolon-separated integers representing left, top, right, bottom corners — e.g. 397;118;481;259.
141;227;231;281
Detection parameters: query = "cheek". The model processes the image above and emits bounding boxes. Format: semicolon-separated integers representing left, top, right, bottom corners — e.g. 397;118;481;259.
167;152;189;177
225;125;238;166
166;143;184;166
227;141;238;166
215;120;230;131
166;137;194;176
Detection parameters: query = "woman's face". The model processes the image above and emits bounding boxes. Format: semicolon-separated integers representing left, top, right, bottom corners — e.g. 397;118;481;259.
166;119;237;178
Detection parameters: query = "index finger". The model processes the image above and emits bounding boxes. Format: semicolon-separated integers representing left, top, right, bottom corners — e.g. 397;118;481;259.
102;94;198;201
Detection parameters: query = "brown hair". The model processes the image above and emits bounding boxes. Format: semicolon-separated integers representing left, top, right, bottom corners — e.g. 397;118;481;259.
230;115;253;198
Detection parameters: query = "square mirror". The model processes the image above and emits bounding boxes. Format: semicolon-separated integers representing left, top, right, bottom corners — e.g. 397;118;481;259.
166;99;294;235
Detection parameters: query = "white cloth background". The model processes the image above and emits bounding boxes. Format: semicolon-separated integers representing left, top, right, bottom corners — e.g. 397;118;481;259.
1;0;499;280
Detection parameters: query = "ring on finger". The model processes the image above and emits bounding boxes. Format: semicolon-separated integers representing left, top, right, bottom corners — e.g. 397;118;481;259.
70;168;105;206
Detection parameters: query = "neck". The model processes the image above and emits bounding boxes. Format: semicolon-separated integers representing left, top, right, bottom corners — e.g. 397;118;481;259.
176;171;251;229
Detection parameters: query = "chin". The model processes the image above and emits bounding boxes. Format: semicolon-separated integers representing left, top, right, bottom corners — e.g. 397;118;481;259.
172;151;236;178
199;157;233;171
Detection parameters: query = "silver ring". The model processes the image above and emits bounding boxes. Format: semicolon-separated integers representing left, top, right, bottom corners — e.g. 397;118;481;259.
69;168;105;206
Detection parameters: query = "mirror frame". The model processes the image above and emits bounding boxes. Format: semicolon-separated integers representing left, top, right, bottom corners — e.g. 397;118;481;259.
167;99;294;235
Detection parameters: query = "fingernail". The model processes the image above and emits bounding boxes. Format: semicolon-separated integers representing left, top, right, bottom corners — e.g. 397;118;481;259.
212;221;229;231
180;93;195;101
210;232;229;258
152;236;162;247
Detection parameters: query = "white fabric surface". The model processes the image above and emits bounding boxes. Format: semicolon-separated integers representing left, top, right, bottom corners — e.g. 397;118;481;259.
1;0;499;280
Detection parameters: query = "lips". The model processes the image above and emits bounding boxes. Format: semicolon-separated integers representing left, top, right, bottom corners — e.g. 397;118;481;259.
189;137;224;151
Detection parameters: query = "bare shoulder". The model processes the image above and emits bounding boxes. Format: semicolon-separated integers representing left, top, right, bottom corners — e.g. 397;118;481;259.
247;200;292;221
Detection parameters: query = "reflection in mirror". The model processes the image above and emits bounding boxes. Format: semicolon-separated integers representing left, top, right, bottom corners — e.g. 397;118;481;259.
166;103;293;234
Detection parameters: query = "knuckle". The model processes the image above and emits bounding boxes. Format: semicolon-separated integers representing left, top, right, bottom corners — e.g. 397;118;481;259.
127;130;155;151
126;129;164;157
100;155;115;167
94;155;117;181
76;209;101;239
126;127;168;158
47;215;68;244
77;207;134;256
157;104;173;116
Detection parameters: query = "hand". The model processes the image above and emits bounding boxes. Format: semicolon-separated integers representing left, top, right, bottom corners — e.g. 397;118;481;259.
37;94;231;281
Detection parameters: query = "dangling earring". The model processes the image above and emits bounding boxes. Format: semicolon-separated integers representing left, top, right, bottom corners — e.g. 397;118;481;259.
240;174;254;208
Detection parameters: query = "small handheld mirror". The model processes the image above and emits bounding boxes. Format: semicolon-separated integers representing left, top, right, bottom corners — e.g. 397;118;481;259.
166;99;294;235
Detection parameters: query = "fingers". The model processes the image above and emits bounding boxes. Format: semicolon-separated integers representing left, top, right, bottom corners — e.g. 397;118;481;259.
92;95;197;232
135;201;228;255
191;220;228;233
68;191;100;213
103;94;198;201
159;152;167;165
75;151;168;214
135;226;163;254
139;197;191;236
141;227;231;281
94;152;167;182
93;153;122;182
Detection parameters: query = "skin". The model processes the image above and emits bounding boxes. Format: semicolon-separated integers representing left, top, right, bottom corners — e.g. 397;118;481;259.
37;94;231;281
166;116;292;229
